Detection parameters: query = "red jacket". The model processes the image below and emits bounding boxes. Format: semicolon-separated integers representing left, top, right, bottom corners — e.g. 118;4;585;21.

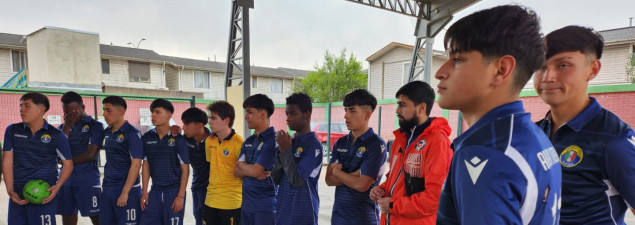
377;117;453;225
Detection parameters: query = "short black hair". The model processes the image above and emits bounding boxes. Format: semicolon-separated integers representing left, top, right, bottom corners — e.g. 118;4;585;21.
181;107;208;124
102;96;127;110
444;5;545;92
344;89;377;112
207;101;235;127
243;94;274;118
396;81;435;116
20;92;50;112
61;91;83;105
286;93;312;114
150;98;174;114
545;25;604;60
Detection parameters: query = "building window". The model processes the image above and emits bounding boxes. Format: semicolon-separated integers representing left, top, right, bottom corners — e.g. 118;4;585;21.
11;50;27;72
128;61;150;82
101;59;110;74
194;71;210;89
270;78;283;94
252;76;258;88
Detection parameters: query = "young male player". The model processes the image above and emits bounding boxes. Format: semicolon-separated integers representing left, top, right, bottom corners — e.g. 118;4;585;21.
233;94;279;225
204;101;244;225
181;107;211;225
535;25;635;224
272;93;323;225
101;96;144;225
56;91;104;225
326;89;387;225
369;81;452;225
139;99;190;225
3;92;73;225
434;5;562;224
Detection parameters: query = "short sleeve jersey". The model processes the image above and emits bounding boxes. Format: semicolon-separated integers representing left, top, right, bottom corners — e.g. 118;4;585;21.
3;120;72;195
142;129;190;191
205;130;243;209
102;121;144;187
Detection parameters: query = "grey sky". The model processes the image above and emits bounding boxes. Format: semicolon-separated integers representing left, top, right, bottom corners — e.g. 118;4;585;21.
1;0;633;70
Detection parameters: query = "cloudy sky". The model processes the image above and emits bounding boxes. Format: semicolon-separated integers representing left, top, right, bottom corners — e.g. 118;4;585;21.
1;0;633;70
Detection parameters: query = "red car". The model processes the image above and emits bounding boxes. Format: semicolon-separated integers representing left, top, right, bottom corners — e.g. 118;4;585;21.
311;122;349;152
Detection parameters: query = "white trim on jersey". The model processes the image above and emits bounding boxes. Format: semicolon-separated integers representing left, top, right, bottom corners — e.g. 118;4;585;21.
603;179;619;225
238;154;246;162
178;154;185;164
503;114;538;225
310;164;322;178
57;148;67;160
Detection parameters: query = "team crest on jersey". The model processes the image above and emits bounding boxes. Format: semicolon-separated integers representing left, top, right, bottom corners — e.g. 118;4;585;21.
81;125;90;133
415;139;426;151
560;145;583;168
257;142;264;151
41;134;51;143
116;134;125;143
168;138;176;147
356;147;366;157
294;147;303;157
223;148;230;156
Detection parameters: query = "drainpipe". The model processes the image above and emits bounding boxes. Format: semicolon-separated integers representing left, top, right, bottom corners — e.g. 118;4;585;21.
179;66;185;91
162;61;166;89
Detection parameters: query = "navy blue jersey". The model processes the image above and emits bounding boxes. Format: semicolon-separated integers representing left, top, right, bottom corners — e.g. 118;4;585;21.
273;132;323;225
143;129;190;191
537;97;635;225
103;121;144;187
329;128;386;225
186;128;211;191
437;101;562;225
3;120;72;194
238;127;279;213
58;116;104;187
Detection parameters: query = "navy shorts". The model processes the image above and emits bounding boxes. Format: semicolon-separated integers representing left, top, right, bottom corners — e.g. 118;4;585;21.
139;189;186;225
8;196;58;225
241;210;276;225
56;185;101;217
100;185;142;225
191;188;207;225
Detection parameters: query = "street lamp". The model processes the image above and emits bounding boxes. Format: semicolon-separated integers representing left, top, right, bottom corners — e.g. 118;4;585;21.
127;38;146;48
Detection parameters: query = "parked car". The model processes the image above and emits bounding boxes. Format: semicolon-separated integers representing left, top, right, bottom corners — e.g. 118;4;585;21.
311;122;349;153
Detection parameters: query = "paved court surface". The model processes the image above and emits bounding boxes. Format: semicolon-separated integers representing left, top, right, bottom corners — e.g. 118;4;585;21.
0;157;633;224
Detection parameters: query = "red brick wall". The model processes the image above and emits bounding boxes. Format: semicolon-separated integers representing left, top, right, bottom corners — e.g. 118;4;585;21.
1;91;634;143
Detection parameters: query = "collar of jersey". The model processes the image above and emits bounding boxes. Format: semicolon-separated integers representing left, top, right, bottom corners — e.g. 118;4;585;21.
294;131;316;142
349;127;375;143
545;97;601;132
109;120;131;133
453;101;525;146
23;119;51;130
214;129;236;142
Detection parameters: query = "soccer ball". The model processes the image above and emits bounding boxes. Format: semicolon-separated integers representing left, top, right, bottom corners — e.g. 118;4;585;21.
23;180;51;204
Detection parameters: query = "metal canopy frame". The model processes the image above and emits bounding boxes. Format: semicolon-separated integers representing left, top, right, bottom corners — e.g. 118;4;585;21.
223;0;478;137
346;0;479;83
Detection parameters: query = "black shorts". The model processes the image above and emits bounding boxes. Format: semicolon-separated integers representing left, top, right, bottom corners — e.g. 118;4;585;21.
203;205;241;225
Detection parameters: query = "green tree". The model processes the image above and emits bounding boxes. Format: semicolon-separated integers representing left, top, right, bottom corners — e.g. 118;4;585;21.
295;49;367;102
627;53;635;83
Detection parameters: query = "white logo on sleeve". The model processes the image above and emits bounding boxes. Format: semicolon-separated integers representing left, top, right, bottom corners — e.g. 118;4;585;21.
628;136;635;147
465;156;488;185
315;149;320;157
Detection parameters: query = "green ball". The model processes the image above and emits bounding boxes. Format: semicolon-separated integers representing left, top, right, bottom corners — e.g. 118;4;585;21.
23;180;51;204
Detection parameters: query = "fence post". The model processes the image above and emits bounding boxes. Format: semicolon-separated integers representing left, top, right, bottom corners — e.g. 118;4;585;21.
93;95;98;119
377;106;382;137
190;96;196;108
326;102;332;162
